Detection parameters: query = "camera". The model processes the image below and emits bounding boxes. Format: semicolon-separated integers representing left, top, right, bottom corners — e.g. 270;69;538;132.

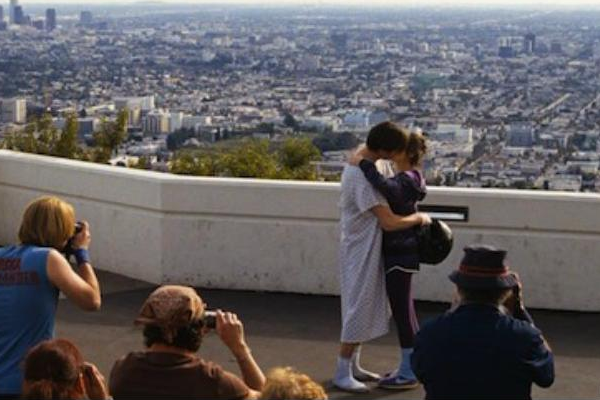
203;310;217;329
64;221;84;256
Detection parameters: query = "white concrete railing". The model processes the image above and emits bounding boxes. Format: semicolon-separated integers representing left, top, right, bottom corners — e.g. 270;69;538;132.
0;149;599;311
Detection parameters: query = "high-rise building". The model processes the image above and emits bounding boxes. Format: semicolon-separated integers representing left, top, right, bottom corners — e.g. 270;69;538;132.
498;37;516;58
80;11;93;26
0;6;4;22
32;19;44;30
46;8;56;31
0;98;27;124
524;33;536;54
550;41;563;55
13;5;24;25
8;0;17;24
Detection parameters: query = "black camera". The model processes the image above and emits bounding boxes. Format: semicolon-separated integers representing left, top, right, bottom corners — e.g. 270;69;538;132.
203;310;217;329
64;221;84;257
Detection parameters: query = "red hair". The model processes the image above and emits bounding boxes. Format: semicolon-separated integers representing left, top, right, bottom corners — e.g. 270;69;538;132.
22;339;85;400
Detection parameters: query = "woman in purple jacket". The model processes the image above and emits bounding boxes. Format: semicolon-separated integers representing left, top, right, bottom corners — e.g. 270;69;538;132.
350;127;428;390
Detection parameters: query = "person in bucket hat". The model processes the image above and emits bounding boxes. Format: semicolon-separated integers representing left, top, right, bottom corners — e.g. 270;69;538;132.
412;245;554;400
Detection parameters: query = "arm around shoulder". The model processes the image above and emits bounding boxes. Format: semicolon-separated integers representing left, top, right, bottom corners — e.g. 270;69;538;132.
46;249;101;311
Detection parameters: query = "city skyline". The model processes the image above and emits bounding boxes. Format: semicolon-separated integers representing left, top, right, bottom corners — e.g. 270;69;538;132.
2;2;600;192
9;0;600;8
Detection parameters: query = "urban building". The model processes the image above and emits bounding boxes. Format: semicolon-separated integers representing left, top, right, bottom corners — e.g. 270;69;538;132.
143;110;170;135
32;19;44;30
46;8;56;31
0;6;5;30
78;117;99;139
13;5;23;25
80;11;93;26
115;96;155;112
524;33;536;54
508;122;535;148
0;98;27;124
8;0;16;25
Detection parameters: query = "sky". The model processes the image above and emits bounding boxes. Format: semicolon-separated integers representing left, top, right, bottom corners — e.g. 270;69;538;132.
14;0;600;6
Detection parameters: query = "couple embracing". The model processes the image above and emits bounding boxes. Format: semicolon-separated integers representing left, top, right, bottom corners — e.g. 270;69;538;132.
334;121;430;392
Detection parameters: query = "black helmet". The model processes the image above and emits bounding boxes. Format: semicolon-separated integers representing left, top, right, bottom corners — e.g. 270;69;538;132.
417;219;453;265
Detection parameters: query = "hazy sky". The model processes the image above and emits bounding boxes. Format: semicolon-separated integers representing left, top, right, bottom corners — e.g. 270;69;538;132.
15;0;600;6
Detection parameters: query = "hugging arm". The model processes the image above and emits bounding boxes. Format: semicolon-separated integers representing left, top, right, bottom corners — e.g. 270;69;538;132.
371;205;429;232
358;159;402;201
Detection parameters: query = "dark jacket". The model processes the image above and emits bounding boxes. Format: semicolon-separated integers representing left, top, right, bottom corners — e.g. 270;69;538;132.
358;159;427;269
412;304;555;400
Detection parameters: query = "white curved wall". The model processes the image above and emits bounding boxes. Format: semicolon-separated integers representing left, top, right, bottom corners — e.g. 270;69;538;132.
0;150;599;311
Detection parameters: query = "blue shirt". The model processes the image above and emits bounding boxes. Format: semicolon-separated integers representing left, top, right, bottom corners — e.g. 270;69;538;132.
0;245;58;394
412;303;554;400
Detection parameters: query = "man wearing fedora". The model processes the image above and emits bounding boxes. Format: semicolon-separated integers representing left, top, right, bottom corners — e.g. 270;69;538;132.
412;245;554;400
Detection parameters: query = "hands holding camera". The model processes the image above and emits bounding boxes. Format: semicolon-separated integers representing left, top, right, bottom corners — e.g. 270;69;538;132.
212;310;266;392
215;310;249;357
72;221;91;250
81;362;110;400
503;272;537;326
65;221;92;267
503;272;525;314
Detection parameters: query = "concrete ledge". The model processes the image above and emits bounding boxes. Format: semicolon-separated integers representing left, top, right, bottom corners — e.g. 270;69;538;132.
1;150;599;311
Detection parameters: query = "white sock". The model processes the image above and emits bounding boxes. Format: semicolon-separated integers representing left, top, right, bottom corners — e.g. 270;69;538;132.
334;356;369;392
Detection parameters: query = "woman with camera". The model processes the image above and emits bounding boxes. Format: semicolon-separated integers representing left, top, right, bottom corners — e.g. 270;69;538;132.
0;196;102;399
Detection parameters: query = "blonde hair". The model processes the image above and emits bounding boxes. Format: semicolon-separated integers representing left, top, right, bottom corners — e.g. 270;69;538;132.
18;196;76;250
406;131;428;167
261;367;328;400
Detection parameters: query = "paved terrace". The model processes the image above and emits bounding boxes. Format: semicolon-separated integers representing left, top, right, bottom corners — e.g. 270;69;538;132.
57;271;600;400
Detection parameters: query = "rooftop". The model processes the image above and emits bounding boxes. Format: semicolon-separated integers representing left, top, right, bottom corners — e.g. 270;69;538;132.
59;270;600;400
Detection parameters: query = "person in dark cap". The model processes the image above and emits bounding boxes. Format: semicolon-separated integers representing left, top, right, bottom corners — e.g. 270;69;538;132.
109;285;265;399
411;245;554;400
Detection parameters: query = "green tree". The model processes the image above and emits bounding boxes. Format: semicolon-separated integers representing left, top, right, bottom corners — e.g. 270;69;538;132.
170;151;221;176
219;139;279;178
35;114;59;155
91;147;111;164
94;109;128;157
55;113;79;159
277;137;321;180
19;122;39;154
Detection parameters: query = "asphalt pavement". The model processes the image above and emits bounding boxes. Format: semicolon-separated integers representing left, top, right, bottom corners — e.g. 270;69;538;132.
55;271;600;399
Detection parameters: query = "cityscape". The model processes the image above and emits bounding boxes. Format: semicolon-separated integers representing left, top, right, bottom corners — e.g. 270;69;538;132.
2;1;600;190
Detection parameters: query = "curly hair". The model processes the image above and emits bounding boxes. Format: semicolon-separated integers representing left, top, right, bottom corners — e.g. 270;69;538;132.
260;367;328;400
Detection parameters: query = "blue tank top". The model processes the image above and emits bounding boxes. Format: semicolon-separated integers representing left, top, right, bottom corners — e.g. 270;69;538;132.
0;245;58;394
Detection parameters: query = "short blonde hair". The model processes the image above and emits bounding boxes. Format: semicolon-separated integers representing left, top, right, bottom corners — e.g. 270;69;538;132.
261;367;327;400
18;196;76;250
